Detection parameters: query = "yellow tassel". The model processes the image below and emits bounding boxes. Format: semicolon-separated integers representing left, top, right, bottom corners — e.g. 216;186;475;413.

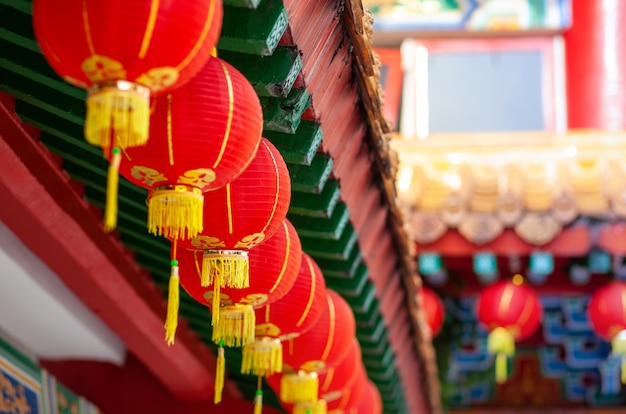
104;148;121;232
211;279;221;326
212;305;255;347
147;185;203;240
487;327;515;384
85;82;150;148
293;400;327;414
241;337;282;377
202;250;249;288
214;343;225;404
254;390;263;414
280;371;319;404
610;331;626;383
164;260;179;346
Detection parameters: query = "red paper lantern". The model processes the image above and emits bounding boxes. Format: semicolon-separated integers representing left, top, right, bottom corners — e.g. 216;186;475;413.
178;138;291;292
588;281;626;340
282;290;356;373
105;55;262;235
33;0;222;148
241;253;327;378
271;290;355;405
180;219;301;345
588;280;626;383
420;286;445;337
476;278;543;383
324;364;367;412
267;337;362;405
318;338;362;396
354;381;383;414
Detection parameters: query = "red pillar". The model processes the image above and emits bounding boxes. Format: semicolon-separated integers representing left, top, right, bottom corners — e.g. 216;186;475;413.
565;0;626;130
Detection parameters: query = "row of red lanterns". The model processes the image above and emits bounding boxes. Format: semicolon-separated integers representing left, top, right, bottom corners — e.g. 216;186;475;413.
32;1;383;412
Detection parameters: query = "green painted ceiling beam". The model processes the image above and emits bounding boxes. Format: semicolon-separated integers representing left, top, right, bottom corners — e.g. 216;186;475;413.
264;120;323;166
219;47;301;98
302;223;357;260
312;243;363;278
261;87;310;134
325;261;369;297
218;0;287;56
288;179;340;218
288;202;349;241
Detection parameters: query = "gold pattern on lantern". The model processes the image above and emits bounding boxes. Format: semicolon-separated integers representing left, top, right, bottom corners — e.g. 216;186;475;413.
203;291;233;306
81;55;127;82
240;293;269;307
136;67;179;92
255;323;281;337
178;168;217;187
300;360;326;372
191;235;226;249
63;75;88;89
235;232;266;249
130;166;167;186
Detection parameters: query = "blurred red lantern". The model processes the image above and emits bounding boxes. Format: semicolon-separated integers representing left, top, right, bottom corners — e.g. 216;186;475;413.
354;381;383;414
476;278;542;383
242;253;327;378
318;338;362;396
420;286;445;337
588;280;626;383
275;290;356;404
105;55;262;233
324;364;367;412
33;0;222;149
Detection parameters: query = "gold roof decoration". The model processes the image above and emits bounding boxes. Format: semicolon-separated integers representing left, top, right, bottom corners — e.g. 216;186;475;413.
392;130;626;246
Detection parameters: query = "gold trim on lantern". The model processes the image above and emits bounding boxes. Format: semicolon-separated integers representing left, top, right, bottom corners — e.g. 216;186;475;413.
85;80;151;148
241;337;283;377
280;371;319;404
212;304;255;347
147;184;203;240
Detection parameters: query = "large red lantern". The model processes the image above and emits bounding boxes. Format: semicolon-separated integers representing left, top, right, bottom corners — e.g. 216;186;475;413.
105;55;262;233
420;286;445;337
180;219;301;345
476;278;543;383
354;381;383;414
179;138;291;294
242;253;327;378
33;0;222;149
588;280;626;383
275;290;356;404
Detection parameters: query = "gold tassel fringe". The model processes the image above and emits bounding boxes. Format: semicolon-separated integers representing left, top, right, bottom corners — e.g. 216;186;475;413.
293;399;327;414
487;327;515;384
202;250;249;288
164;260;179;346
212;304;255;347
104;148;121;232
85;81;150;148
241;337;282;377
280;371;319;404
214;343;225;404
211;279;221;326
148;185;203;240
